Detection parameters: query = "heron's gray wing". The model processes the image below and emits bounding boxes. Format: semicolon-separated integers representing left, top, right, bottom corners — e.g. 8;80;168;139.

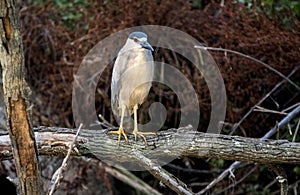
111;50;133;117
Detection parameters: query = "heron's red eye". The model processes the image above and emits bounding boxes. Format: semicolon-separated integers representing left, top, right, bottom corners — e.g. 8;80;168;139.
133;37;138;42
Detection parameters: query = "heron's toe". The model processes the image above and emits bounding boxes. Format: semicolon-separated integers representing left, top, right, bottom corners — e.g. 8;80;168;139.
132;129;156;144
109;127;128;144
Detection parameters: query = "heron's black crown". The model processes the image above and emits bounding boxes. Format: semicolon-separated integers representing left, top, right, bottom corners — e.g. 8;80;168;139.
129;32;148;39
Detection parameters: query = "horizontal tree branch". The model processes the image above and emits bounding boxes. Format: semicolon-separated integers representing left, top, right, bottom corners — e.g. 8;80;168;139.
0;125;299;164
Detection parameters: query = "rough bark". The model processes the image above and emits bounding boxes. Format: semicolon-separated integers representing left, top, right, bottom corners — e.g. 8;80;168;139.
0;126;299;164
0;1;41;194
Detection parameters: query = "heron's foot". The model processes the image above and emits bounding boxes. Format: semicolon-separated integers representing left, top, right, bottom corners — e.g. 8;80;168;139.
132;129;156;144
109;127;128;144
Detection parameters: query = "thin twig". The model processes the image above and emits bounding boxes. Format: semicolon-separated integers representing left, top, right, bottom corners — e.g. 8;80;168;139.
264;178;278;191
194;46;300;90
196;161;248;195
254;106;287;115
90;114;117;130
292;117;300;142
166;163;223;174
102;163;162;195
215;165;258;195
47;123;83;195
282;102;300;113
98;114;115;128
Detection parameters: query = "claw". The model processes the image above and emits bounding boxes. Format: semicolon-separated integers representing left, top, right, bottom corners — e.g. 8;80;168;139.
109;127;128;144
132;130;156;144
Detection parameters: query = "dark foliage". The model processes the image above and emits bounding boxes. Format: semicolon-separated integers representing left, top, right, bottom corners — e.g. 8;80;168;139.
17;0;300;193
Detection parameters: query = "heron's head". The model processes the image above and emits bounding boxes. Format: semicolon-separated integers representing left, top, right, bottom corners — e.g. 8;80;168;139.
126;32;154;52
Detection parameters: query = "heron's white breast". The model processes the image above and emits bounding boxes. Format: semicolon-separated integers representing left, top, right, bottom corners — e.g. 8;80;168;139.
119;48;154;108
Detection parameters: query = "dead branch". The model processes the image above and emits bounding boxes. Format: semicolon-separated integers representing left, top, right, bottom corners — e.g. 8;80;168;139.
47;124;83;195
102;163;162;195
132;150;193;195
194;46;300;91
0;126;299;164
197;104;300;194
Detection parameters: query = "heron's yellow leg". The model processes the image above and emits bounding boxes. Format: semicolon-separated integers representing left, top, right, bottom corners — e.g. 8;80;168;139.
109;105;128;144
132;104;156;143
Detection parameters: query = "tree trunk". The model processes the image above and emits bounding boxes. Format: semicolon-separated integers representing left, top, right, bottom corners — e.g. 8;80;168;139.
0;1;42;194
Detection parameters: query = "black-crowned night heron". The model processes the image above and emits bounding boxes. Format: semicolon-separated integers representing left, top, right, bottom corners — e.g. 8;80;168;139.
110;32;156;143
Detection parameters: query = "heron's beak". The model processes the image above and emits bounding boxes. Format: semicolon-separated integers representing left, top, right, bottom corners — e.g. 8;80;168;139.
141;41;154;51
